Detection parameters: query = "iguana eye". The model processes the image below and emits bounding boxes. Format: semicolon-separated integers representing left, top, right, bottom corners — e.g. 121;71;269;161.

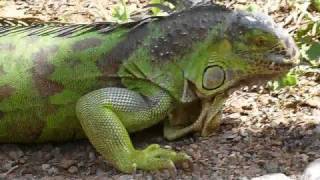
202;65;225;90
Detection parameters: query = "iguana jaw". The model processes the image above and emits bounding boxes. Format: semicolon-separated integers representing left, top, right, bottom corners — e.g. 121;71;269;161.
264;53;298;72
232;51;299;91
238;74;281;89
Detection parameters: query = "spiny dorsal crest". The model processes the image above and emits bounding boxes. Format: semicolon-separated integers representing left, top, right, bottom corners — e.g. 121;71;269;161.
0;17;124;37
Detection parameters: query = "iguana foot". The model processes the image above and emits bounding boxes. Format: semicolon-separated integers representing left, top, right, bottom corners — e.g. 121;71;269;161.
129;144;191;172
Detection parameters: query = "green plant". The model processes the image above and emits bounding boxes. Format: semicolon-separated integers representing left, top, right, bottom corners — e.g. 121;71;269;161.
296;21;320;66
245;4;261;12
268;0;320;90
268;71;298;90
111;0;130;23
149;0;174;16
312;0;320;11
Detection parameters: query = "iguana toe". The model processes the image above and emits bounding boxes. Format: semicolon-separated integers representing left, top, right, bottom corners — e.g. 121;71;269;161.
131;144;190;172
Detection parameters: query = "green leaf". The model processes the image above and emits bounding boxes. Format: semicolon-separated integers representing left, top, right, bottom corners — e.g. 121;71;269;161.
278;73;297;87
307;42;320;61
111;0;129;23
245;4;261;12
150;0;163;15
312;0;320;11
269;72;298;90
149;0;174;16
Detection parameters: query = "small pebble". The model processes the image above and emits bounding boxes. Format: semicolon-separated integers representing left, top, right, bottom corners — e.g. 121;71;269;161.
252;173;292;180
41;164;51;171
47;167;59;176
302;158;320;180
68;166;78;174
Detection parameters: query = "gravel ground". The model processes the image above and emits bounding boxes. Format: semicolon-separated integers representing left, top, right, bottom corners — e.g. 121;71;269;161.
0;0;319;179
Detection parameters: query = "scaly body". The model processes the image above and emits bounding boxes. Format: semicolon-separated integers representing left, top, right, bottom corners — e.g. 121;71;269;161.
0;5;299;172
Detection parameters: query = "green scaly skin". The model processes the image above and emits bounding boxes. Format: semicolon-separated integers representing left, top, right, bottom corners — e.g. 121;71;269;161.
0;5;299;172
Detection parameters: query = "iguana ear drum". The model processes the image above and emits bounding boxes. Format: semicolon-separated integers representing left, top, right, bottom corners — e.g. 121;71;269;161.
202;65;225;90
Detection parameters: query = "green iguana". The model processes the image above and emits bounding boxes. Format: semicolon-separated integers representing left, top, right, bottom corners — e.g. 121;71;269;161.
0;4;299;173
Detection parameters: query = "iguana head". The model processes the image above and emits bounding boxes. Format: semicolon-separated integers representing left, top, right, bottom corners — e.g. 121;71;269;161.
164;5;300;140
196;9;300;97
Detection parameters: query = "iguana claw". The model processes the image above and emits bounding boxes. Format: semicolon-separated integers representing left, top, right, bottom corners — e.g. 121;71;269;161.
131;144;190;172
168;161;177;178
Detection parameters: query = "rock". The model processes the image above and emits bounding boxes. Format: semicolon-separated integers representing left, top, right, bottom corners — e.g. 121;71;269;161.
223;131;238;140
312;109;320;118
0;153;6;161
0;2;26;17
240;177;250;180
229;112;241;119
239;128;248;137
313;125;320;138
227;95;250;113
77;161;85;168
309;85;320;96
40;175;65;180
95;168;106;176
88;152;96;162
190;144;199;149
2;160;14;171
116;175;134;180
47;166;59;176
41;164;51;171
68;166;78;174
311;109;320;125
1;145;24;161
43;152;53;161
258;94;274;106
8;149;24;160
251;173;292;180
305;96;320;108
59;159;76;169
302;158;320;180
51;147;62;159
264;161;280;173
181;160;192;170
300;154;309;163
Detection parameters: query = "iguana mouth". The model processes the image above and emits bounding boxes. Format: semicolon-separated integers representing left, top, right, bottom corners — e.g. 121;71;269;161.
234;61;292;91
264;54;295;72
260;43;300;74
242;73;283;86
266;30;300;69
223;73;281;96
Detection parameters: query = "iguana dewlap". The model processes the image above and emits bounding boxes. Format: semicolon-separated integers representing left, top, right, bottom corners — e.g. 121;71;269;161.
0;5;299;172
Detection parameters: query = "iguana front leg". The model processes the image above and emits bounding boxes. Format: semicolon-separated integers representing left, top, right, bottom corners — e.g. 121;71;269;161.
164;93;227;140
76;87;189;173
